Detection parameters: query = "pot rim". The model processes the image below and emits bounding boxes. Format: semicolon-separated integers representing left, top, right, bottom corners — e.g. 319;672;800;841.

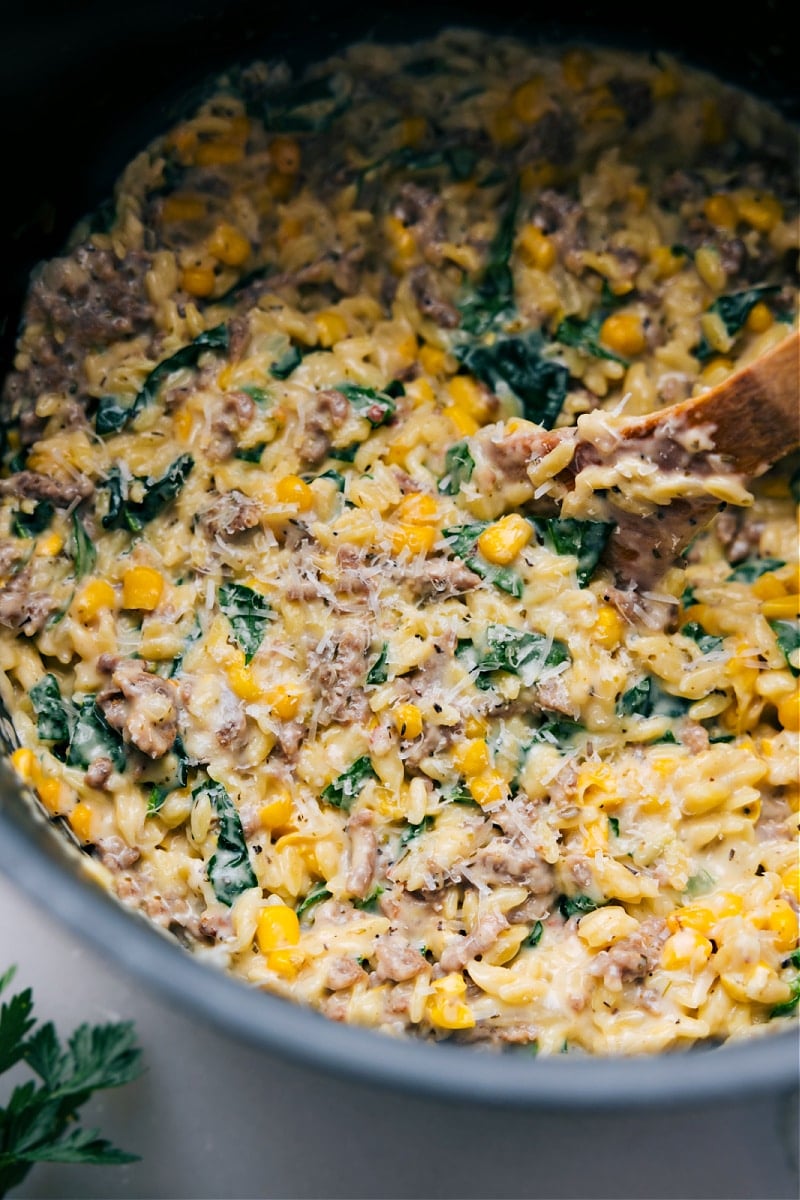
1;776;796;1108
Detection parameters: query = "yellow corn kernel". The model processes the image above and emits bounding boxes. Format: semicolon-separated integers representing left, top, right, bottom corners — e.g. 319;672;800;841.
703;193;738;230
512;77;546;124
257;904;300;952
275;474;314;510
314;310;348;348
661;928;713;970
269;135;301;175
11;747;38;784
599;312;646;357
781;866;800;900
266;685;301;721
384;214;416;265
122;566;164;611
259;785;293;830
468;770;508;808
173;406;194;442
766;900;799;952
443;404;479;437
390;524;437;557
518;223;557;271
745;301;774;334
207;222;250;267
195;140;243;166
700;357;734;386
447;375;487;420
394;703;423;740
562;48;591;90
420;344;447;376
427;973;475;1030
74;579;116;621
181;266;216;298
406;378;435;407
488;106;519;146
667;906;714;936
762;594;800;620
593;604;624;650
395;493;439;525
35;532;63;557
400;116;427;146
70;802;93;843
650;244;685;279
227;662;261;702
777;692;800;732
37;776;66;814
161;194;206;222
276;216;303;247
695;245;727;292
751;571;786;601
477;514;532;565
453;738;491;776
736;192;783;233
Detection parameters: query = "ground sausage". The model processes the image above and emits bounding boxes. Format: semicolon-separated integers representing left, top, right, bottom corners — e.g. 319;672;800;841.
374;932;427;982
345;810;378;900
97;661;180;759
439;909;508;972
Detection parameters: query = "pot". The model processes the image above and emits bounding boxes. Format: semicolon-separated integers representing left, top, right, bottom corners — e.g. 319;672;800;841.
0;0;797;1107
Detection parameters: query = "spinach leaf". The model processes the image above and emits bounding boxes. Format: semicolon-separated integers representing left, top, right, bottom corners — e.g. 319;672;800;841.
147;737;190;814
524;921;543;948
534;518;614;586
771;619;800;676
617;675;690;719
442;779;478;806
439;441;475;495
528;718;584;747
608;817;620;837
681;621;724;655
329;442;360;463
12;502;54;538
455;335;569;429
770;976;800;1019
727;557;785;582
334;383;397;427
366;643;389;686
400;815;434;849
458;178;519;334
240;385;270;405
695;286;780;361
69;514;96;578
235;443;266;463
101;456;194;533
316;468;346;491
321;756;376;810
442;523;487;557
295;883;332;918
96;325;229;434
270;345;303;379
218;582;271;664
475;624;569;689
556;312;628;366
216;266;271;306
29;675;73;744
442;524;523;596
685;869;715;897
558;894;600;920
260;73;351;133
353;884;384;912
66;697;126;772
196;779;258;906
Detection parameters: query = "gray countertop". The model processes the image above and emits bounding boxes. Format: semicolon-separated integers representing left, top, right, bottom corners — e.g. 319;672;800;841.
1;874;797;1200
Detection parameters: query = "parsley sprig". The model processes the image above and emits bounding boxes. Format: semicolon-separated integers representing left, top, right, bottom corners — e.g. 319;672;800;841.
0;966;141;1196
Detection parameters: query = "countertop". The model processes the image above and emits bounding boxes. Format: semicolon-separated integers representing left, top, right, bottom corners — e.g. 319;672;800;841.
1;874;797;1200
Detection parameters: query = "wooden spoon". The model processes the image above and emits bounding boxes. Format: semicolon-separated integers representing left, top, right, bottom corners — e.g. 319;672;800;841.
592;330;799;587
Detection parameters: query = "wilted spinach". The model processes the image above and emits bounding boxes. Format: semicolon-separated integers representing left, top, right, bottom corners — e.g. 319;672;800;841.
366;643;389;685
321;756;377;810
458;177;519;334
694;286;779;361
334;383;397;427
12;502;54;539
455;335;569;429
473;624;570;690
534;518;614;586
556;312;628;365
69;514;96;578
29;674;72;744
439;441;475;495
771;619;800;676
218;582;272;664
101;456;194;533
195;779;258;906
66;697;126;773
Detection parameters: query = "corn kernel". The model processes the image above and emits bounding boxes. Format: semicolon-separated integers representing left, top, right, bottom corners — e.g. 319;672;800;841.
762;595;800;620
518;223;557;271
266;685;302;720
174;406;194;442
259;785;293;830
443;404;479;437
661;928;713;970
11;747;37;784
781;867;800;900
181;266;216;297
400;116;427;146
275;474;314;510
766;900;799;952
74;579;116;621
562;48;592;90
394;703;423;740
208;222;251;267
37;776;66;814
314;310;348;348
427;973;475;1030
777;692;800;732
122;566;164;611
227;662;261;702
447;375;487;420
453;738;491;776
257;903;300;952
407;378;435;407
700;357;734;386
277;216;303;247
269;135;301;175
35;532;63;557
695;245;727;292
736;193;783;233
751;571;786;601
420;344;448;376
599;312;646;357
593;604;624;649
703;193;738;230
477;514;532;565
161;194;206;222
512;77;546;124
464;715;488;738
745;301;774;334
468;769;508;807
390;524;437;557
650;244;685;279
395;493;439;525
195;140;243;166
70;802;93;843
384;214;416;265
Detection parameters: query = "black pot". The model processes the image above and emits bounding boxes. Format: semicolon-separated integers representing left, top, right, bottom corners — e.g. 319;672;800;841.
0;0;797;1106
